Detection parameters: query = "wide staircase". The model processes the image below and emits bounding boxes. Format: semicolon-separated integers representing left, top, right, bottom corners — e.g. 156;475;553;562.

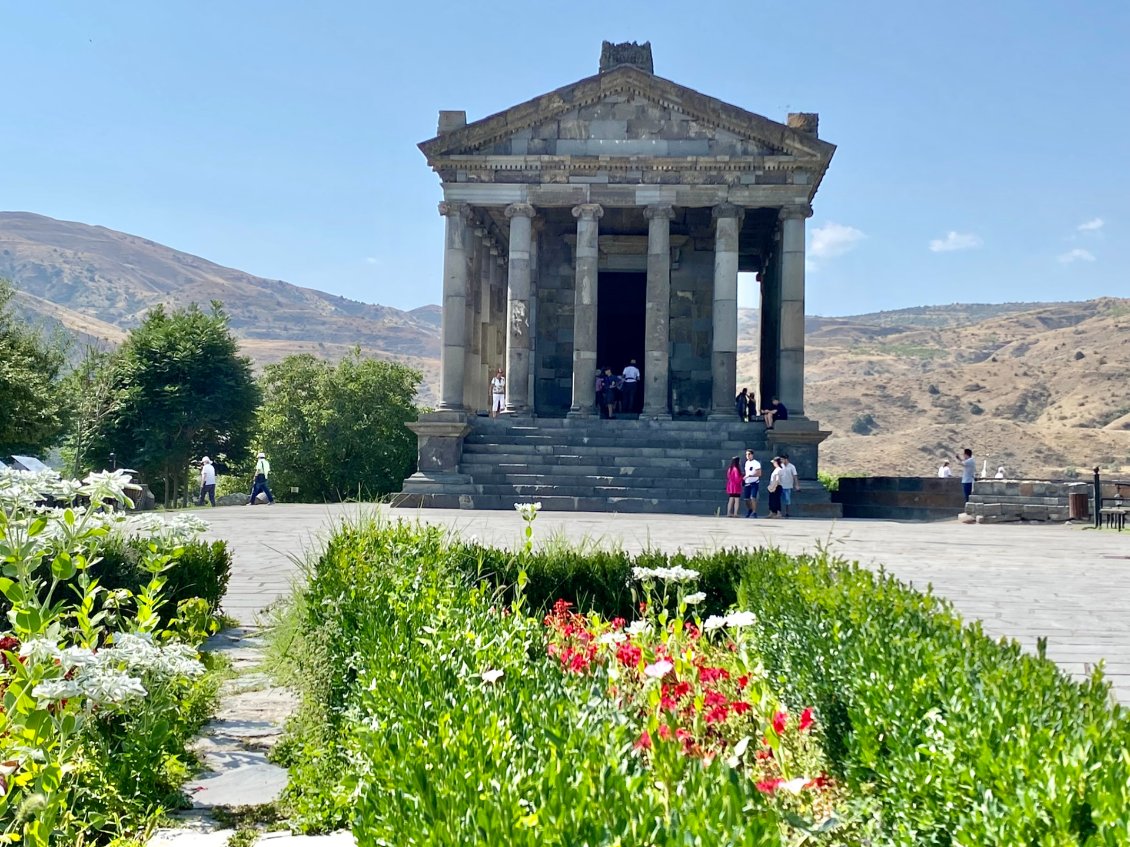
446;416;841;517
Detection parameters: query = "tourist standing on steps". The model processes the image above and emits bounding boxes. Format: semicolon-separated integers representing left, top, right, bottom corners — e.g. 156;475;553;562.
761;397;787;429
957;448;976;502
602;368;616;419
777;453;799;517
622;359;641;413
725;456;743;517
594;368;605;417
490;368;506;418
743;448;761;518
938;461;952;478
766;458;783;518
196;456;216;507
248;451;275;505
735;388;750;422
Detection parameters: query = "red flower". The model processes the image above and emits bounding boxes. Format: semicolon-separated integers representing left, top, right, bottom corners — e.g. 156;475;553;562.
634;731;652;751
673;681;691;698
685;623;701;640
798;707;815;732
704;690;728;707
657;724;672;741
610;617;626;630
698;666;730;684
772;711;788;734
615;643;642;667
737;675;749;690
0;636;20;671
756;778;783;794
755;747;773;760
705;705;729;724
731;701;751;716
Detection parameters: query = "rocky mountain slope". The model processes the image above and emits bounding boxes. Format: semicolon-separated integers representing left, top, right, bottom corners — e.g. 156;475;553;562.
4;212;1126;477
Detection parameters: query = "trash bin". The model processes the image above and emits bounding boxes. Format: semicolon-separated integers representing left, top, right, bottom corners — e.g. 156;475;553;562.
1069;491;1089;520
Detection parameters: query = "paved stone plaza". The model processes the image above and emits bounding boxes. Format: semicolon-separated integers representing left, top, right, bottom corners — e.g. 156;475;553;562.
200;505;1130;702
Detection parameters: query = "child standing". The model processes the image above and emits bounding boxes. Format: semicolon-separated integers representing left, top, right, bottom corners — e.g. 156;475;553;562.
726;456;742;516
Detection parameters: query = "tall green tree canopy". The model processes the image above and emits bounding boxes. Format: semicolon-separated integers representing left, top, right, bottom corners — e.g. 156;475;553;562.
89;302;259;495
0;281;67;455
257;351;419;501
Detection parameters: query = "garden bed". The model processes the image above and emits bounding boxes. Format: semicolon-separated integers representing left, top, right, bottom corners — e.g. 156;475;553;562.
272;513;1130;845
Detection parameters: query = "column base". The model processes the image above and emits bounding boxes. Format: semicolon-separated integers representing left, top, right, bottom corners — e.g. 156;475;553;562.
400;471;476;495
567;408;596;419
640;407;672;420
707;409;739;421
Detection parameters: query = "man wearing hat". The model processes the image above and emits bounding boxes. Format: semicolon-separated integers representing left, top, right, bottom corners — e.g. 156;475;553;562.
197;457;216;507
248;451;275;505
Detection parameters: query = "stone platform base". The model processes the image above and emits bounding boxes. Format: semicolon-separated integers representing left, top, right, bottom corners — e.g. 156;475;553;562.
396;416;840;518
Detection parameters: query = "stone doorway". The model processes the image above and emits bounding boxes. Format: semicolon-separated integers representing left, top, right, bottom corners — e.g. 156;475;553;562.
597;271;646;413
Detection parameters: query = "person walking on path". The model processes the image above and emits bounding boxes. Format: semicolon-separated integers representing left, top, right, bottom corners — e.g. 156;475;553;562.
766;458;783;518
490;368;506;418
196;456;216;507
725;456;743;517
621;359;641;413
248;451;275;505
777;453;799;517
761;397;787;429
743;448;761;518
957;448;976;502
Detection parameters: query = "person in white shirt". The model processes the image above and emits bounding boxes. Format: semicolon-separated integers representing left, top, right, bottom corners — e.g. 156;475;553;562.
956;448;976;503
994;466;1006;479
776;453;799;517
490;368;506;418
197;456;216;507
938;461;952;478
621;359;641;413
742;448;762;518
248;451;275;505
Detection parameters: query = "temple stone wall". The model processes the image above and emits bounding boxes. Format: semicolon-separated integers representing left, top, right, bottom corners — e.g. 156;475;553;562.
534;219;577;414
669;243;713;415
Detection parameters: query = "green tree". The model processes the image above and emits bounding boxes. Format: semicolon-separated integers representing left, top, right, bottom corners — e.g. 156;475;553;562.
61;346;120;477
0;280;67;455
257;351;420;501
89;302;260;505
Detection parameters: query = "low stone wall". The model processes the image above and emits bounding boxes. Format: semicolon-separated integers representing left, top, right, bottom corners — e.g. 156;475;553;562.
834;477;965;521
965;479;1091;523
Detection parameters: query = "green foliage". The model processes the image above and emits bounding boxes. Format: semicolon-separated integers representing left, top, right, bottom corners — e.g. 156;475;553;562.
850;413;876;435
817;471;845;493
735;552;1130;845
272;520;792;844
60;346;120;477
92;538;232;618
256;351;420;501
87;302;260;503
0;280;68;455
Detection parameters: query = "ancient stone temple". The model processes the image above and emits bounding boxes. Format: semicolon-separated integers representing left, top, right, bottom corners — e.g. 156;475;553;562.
399;42;841;516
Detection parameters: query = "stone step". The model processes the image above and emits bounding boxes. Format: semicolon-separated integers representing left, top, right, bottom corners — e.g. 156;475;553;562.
461;464;728;481
464;433;767;450
968;495;1069;507
398;491;843;518
463;443;753;461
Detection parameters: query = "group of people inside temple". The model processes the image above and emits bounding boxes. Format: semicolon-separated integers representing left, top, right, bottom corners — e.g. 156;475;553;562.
736;387;788;429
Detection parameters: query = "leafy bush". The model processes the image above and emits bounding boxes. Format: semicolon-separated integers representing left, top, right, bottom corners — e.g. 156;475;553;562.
275;518;1130;844
0;468;225;846
95;537;232;616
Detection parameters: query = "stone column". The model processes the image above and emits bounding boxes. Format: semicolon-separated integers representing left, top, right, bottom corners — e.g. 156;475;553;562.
709;203;743;418
504;203;536;414
568;203;603;416
437;201;472;411
779;205;811;417
642;204;674;418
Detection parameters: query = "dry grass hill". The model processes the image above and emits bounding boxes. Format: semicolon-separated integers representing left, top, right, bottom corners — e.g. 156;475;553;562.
4;211;1127;477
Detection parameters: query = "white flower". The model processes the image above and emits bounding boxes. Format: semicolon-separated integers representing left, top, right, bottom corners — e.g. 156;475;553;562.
32;679;83;701
480;669;504;684
598;631;627;645
725;611;756;628
77;665;147;704
684;592;706;605
626;620;651;637
19;639;64;665
726;735;752;768
104;633;205;678
59;646;98;669
703;615;727;631
80;470;136;509
643;660;673;679
631;566;700;583
780;777;809;795
514;502;542;518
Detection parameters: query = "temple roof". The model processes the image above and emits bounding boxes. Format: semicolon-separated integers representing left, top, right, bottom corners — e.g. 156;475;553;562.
419;64;835;172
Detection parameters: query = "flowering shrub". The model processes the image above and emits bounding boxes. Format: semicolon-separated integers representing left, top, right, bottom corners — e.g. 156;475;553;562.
0;468;222;846
542;570;838;828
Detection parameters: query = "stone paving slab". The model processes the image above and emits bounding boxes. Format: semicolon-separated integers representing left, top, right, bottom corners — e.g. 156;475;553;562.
198;504;1130;701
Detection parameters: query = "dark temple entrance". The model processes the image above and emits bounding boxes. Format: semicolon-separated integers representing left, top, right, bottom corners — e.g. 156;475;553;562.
597;271;646;413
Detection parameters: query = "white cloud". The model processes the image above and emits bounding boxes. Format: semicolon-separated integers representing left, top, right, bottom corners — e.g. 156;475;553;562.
1077;218;1104;232
809;222;866;259
1057;248;1096;264
364;257;379;265
928;231;983;252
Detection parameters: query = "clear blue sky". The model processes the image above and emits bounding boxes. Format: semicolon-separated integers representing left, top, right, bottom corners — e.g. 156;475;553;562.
2;1;1127;315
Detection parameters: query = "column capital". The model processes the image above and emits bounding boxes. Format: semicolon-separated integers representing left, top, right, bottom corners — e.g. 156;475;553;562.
505;202;536;220
712;202;745;222
572;203;604;221
438;200;473;220
779;204;814;221
644;203;675;220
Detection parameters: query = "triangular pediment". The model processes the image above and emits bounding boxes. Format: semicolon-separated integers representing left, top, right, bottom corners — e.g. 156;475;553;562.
420;65;835;167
